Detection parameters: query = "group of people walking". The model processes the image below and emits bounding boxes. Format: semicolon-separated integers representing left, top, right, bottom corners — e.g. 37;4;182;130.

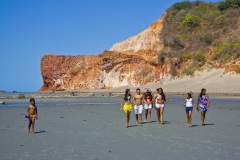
120;88;210;128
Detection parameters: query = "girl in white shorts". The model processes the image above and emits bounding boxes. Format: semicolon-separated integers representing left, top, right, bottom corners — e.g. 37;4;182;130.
144;90;153;123
154;88;166;124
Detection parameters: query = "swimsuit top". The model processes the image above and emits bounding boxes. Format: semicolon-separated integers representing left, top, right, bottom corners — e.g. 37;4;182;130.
199;95;208;105
124;96;131;101
145;96;152;102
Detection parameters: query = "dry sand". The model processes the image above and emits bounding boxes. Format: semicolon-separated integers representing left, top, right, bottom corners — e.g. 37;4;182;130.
137;69;240;94
0;96;240;160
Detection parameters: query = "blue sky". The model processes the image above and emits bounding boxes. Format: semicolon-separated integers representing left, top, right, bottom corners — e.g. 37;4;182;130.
0;0;220;92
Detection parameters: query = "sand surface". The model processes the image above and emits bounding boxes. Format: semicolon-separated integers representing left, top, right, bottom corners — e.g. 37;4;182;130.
0;96;240;160
137;69;240;94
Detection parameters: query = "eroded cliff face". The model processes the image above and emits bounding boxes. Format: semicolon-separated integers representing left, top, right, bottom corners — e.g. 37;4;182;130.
39;50;170;91
109;13;166;53
39;13;169;91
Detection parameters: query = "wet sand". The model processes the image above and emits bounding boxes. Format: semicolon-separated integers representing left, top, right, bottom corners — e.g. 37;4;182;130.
0;96;240;160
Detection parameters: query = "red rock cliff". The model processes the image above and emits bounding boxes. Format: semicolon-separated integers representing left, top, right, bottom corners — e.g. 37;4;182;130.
39;13;169;91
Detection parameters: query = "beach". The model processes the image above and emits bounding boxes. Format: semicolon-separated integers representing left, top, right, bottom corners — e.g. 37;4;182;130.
0;95;240;160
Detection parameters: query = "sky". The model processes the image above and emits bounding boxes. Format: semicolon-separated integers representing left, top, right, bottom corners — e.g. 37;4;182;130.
0;0;221;92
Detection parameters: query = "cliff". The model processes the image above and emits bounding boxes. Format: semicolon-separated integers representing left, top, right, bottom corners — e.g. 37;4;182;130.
39;13;170;91
40;50;170;91
39;1;240;91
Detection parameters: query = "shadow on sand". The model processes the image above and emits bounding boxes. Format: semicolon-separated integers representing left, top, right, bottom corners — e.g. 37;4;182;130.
203;123;215;126
162;121;171;125
127;125;138;128
144;120;172;125
34;130;47;134
191;125;199;128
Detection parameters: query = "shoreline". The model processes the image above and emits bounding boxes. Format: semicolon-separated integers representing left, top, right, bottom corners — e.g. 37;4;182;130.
1;90;240;100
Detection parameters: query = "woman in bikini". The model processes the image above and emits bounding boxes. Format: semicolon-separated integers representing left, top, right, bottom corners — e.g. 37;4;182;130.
197;88;210;126
144;90;153;123
153;88;166;124
120;89;133;128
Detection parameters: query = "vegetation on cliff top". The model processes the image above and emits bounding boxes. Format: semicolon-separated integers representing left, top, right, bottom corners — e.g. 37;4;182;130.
160;0;240;76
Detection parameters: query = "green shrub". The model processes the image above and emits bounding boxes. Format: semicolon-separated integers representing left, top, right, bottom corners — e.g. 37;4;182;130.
223;54;232;63
195;52;205;62
182;14;200;27
172;1;191;10
183;53;193;60
183;65;198;76
218;0;240;11
214;41;240;60
214;15;226;27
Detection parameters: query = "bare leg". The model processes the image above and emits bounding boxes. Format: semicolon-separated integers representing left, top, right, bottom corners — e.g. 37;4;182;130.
160;107;164;124
145;109;148;122
201;112;206;126
31;117;35;133
28;119;32;133
127;111;130;125
125;112;128;127
139;114;142;124
156;108;160;124
189;111;192;127
148;108;152;123
135;114;138;124
186;111;192;127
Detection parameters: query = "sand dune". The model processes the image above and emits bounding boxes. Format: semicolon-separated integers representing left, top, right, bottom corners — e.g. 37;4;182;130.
117;69;240;94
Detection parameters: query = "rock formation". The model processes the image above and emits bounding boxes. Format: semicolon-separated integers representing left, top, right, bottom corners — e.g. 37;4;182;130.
39;2;240;91
39;13;170;91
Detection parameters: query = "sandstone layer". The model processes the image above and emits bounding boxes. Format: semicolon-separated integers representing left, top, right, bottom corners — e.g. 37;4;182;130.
39;13;170;91
40;50;170;91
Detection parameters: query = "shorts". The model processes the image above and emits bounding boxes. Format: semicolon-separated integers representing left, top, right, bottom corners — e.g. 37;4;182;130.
155;104;164;108
123;104;133;113
185;107;193;113
144;103;152;109
134;105;143;114
199;104;208;113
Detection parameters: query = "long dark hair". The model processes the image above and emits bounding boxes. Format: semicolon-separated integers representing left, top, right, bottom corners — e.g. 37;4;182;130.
124;89;131;99
187;93;192;98
146;91;153;100
200;88;206;97
157;88;166;101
